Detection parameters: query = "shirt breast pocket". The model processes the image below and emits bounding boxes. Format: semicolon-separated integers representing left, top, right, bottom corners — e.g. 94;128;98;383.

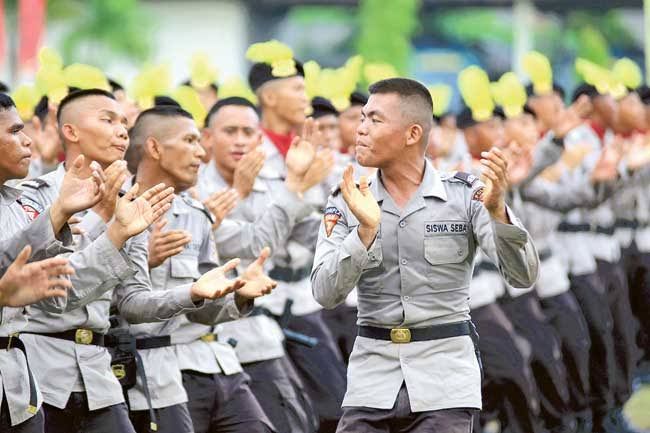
424;235;470;289
170;255;201;283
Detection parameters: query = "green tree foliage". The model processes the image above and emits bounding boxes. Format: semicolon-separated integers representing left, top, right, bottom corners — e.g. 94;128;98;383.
53;0;153;67
355;0;420;76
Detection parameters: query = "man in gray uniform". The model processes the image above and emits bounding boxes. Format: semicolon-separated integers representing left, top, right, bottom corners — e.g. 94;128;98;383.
16;89;243;433
126;105;277;433
197;96;330;433
0;92;116;433
311;78;539;432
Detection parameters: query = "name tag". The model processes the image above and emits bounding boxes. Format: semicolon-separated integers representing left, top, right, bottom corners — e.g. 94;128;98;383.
424;221;468;236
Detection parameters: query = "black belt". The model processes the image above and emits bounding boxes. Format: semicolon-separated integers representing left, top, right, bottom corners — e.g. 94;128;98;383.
22;329;104;346
615;218;639;229
135;335;171;350
557;222;615;235
472;261;499;277
268;265;311;283
358;321;471;343
0;334;38;415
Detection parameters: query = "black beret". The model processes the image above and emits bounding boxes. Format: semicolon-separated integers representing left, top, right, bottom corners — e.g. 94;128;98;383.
310;97;339;119
248;60;305;92
571;83;600;102
349;91;368;107
525;82;566;100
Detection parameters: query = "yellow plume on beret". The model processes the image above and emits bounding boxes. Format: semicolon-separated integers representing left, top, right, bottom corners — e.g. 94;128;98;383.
190;52;219;89
172;85;207;128
363;62;398;84
576;58;626;99
491;72;527;118
612;57;642;90
427;84;452;116
35;47;67;103
522;51;553;96
130;63;172;110
218;76;258;105
246;40;297;78
12;84;41;121
63;64;110;91
458;65;494;121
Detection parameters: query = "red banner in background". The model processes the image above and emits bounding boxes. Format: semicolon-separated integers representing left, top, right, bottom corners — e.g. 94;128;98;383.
18;0;46;73
0;0;6;66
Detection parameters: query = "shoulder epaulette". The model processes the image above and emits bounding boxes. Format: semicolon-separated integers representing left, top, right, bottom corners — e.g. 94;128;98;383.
330;181;372;198
19;178;48;189
451;171;479;187
182;195;215;224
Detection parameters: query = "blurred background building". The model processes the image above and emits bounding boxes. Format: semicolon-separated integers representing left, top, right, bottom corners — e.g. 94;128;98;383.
0;0;646;113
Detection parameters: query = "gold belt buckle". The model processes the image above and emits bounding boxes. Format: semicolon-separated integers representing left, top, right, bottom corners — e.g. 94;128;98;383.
200;334;215;342
390;328;411;344
112;364;126;380
75;329;94;345
6;332;19;350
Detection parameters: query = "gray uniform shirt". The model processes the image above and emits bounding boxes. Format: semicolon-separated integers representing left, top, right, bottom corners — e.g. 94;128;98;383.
17;165;200;411
196;162;311;363
0;184;73;426
125;191;247;411
311;160;539;411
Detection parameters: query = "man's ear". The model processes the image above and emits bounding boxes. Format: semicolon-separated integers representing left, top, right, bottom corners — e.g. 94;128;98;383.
405;123;424;148
259;86;277;109
145;136;162;161
60;123;79;144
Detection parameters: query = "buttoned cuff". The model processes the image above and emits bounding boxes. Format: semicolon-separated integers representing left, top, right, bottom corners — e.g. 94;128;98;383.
77;210;108;241
342;227;382;270
172;284;204;311
228;293;254;319
491;207;529;248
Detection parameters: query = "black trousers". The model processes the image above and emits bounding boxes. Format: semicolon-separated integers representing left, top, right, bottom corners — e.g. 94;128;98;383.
337;384;476;433
243;356;317;433
570;272;616;430
471;303;544;433
621;244;650;362
0;397;44;433
284;311;347;433
181;370;273;433
499;292;572;433
129;403;193;433
321;304;358;365
42;393;135;433
539;291;592;416
595;259;640;406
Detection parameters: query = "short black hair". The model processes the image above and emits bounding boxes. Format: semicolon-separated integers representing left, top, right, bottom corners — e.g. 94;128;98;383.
108;79;124;92
525;82;566;100
127;105;194;173
153;95;181;107
571;83;600;102
204;96;258;127
134;105;193;125
349;91;368;107
369;78;434;115
311;97;339;119
0;81;9;93
57;88;115;123
0;93;16;110
636;84;650;105
34;96;49;123
182;79;219;93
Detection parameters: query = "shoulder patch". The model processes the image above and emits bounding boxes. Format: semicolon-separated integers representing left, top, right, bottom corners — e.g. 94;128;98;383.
182;195;215;224
323;206;343;237
19;178;48;190
472;186;485;202
452;171;479;187
17;196;45;221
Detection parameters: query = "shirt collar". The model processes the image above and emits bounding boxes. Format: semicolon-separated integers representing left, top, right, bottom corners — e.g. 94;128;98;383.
370;159;447;203
0;184;23;206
